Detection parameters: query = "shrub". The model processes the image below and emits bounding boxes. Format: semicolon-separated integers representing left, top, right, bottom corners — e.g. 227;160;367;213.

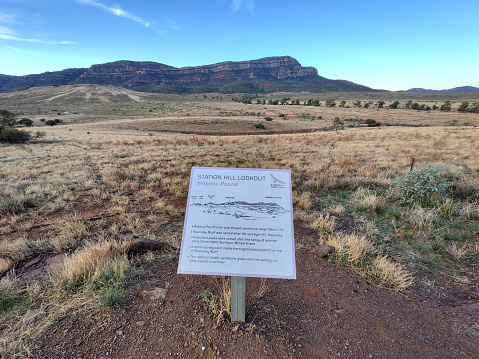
325;99;336;107
253;123;265;129
264;117;273;121
45;120;57;126
389;163;449;206
0;127;31;144
365;119;381;127
18;118;33;127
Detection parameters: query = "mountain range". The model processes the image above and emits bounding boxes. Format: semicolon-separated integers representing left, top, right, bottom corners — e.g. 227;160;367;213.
0;56;377;94
404;86;479;93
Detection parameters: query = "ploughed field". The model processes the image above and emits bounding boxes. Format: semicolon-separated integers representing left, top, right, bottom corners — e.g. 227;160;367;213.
1;86;479;358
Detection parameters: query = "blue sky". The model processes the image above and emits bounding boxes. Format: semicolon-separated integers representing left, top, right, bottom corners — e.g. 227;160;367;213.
1;0;478;91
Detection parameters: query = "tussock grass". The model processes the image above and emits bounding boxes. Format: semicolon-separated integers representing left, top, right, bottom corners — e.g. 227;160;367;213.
327;233;374;266
55;241;124;290
371;256;414;292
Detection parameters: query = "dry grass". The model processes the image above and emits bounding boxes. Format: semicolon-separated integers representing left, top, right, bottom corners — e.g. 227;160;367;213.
1;94;479;356
55;241;124;289
326;233;374;266
372;256;414;292
311;213;336;240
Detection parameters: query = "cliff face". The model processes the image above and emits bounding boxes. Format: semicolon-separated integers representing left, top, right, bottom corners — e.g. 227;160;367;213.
0;56;371;93
72;56;318;87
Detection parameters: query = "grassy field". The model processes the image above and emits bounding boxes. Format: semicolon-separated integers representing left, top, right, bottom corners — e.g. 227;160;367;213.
1;85;479;357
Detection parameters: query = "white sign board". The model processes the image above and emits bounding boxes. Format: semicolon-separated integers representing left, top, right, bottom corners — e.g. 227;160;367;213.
178;167;296;279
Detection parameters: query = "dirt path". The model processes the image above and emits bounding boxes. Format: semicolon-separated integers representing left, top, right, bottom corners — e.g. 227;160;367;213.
32;253;478;358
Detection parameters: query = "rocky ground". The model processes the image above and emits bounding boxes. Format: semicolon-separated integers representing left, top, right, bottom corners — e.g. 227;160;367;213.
27;226;478;359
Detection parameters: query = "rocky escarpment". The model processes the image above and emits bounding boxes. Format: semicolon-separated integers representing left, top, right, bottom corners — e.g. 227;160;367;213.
0;56;374;93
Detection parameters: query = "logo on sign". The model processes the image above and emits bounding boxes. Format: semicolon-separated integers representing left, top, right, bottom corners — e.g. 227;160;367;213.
270;173;286;188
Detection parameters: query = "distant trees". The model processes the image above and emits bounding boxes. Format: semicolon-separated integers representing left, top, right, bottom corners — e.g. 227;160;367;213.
376;101;385;109
339;100;346;108
458;101;479;113
353;100;362;108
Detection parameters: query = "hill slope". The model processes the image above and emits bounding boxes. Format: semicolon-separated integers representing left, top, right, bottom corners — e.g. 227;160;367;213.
405;86;479;93
0;56;377;94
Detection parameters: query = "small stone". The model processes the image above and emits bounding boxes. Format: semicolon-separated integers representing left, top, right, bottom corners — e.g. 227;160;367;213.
298;344;303;348
136;321;145;326
25;308;45;320
24;256;41;268
312;245;336;258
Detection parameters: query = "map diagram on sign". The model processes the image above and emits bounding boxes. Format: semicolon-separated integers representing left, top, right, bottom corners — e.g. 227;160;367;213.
190;201;289;220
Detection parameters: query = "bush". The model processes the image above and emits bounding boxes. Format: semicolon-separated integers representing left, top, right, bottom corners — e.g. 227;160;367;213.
389;164;449;206
0;127;31;144
264;117;273;121
45;120;57;126
18;118;33;127
365;119;381;127
253;123;266;129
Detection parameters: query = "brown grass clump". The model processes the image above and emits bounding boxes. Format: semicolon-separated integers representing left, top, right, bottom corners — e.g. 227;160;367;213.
326;233;374;266
50;215;89;251
311;213;336;240
0;258;14;275
55;241;125;290
372;256;414;292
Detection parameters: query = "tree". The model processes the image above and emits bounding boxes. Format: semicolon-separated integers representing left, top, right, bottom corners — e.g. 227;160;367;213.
469;102;479;113
325;99;336;107
0;109;31;144
389;101;400;109
440;100;452;112
333;117;344;131
0;109;17;129
339;100;346;108
411;102;420;110
376;101;385;109
353;100;362;108
458;102;469;112
404;100;412;109
280;97;290;105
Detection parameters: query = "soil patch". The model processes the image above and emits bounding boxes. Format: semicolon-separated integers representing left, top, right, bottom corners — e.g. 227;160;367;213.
32;251;478;358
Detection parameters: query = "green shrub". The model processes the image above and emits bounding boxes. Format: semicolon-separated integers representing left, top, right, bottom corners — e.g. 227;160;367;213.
389;164;449;206
264;117;273;121
0;127;31;144
45;120;56;126
253;123;266;129
18;118;33;127
365;119;381;127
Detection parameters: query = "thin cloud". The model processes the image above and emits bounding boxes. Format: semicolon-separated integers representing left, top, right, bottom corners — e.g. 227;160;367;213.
76;0;150;27
231;0;255;13
0;11;17;24
0;27;74;44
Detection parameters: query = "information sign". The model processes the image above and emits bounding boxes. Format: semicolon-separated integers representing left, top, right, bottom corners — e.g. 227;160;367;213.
178;167;296;279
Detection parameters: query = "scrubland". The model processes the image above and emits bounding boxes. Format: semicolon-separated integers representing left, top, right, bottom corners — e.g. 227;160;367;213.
1;88;479;357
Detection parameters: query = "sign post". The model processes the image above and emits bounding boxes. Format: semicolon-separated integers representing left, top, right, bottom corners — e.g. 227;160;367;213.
178;167;296;322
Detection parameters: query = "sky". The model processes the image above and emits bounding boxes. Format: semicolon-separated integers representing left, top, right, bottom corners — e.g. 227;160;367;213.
0;0;478;91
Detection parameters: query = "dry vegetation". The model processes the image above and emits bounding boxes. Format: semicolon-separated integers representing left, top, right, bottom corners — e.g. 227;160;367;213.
1;87;479;357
